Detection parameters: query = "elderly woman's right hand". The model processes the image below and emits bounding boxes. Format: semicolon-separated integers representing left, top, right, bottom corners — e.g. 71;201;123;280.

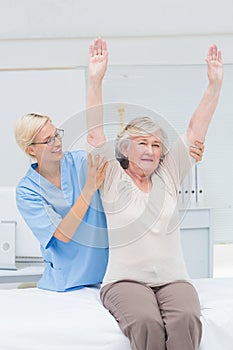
88;37;108;84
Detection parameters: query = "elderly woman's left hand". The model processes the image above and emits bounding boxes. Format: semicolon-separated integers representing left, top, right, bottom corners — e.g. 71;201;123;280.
189;141;205;162
205;45;223;88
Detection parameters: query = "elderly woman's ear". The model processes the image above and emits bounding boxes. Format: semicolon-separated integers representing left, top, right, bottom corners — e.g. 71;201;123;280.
119;139;131;158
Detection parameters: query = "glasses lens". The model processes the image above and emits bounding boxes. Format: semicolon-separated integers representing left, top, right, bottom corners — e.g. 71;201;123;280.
47;129;64;146
47;137;54;146
57;129;64;139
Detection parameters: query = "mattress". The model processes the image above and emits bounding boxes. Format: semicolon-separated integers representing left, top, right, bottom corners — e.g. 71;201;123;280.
0;278;232;350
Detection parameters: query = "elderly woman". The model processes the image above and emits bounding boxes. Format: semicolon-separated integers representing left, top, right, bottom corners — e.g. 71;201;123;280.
15;113;108;292
87;38;223;349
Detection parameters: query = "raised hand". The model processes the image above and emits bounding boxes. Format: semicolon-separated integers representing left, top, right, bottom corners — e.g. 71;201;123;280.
205;45;223;88
88;37;108;84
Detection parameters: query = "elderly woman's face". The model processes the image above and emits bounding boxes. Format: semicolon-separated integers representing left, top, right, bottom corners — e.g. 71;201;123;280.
126;134;162;176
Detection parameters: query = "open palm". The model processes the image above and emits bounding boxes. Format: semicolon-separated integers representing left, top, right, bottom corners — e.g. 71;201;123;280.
206;45;223;86
88;37;108;83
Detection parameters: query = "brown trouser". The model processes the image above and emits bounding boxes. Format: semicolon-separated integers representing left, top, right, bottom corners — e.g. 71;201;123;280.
100;280;202;350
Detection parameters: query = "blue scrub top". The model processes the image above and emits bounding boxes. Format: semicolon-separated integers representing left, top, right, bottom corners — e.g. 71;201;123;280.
16;151;108;292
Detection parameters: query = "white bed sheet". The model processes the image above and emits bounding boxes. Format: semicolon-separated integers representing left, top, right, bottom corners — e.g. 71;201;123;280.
193;278;233;350
0;278;232;350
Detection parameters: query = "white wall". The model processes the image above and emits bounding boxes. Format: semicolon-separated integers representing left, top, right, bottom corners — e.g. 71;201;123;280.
0;0;233;244
0;0;233;68
0;0;232;39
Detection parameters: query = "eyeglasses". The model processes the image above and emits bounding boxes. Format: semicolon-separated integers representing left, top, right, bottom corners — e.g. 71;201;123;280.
30;128;64;146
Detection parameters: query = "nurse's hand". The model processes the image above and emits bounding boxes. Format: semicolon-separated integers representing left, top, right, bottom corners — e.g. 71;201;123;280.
189;141;205;162
85;154;108;194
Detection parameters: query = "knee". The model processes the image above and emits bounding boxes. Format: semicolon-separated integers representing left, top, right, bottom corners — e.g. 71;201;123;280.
124;314;165;338
184;309;201;326
138;314;163;330
168;309;202;338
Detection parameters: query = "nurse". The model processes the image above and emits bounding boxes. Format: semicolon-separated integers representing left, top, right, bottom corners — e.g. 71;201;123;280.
14;113;108;292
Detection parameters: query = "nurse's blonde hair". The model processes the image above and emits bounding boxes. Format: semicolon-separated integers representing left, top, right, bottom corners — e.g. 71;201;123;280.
14;113;52;155
115;116;169;169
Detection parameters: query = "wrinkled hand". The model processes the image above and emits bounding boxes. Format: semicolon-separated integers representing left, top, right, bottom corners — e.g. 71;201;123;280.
205;45;223;88
189;141;205;162
88;37;108;84
85;153;108;193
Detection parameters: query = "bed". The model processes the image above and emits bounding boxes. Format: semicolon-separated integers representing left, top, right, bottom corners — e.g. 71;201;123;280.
0;278;232;349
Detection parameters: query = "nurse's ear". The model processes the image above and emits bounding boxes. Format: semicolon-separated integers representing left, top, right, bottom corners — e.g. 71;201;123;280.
25;145;36;157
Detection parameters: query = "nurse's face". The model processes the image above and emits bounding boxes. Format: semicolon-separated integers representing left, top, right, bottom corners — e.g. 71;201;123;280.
27;121;63;164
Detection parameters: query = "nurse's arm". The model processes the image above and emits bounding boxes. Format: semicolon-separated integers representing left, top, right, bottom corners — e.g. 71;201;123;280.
54;155;107;243
87;37;108;148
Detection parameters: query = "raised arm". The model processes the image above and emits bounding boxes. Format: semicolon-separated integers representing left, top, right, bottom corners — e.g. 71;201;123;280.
87;37;108;147
187;45;223;144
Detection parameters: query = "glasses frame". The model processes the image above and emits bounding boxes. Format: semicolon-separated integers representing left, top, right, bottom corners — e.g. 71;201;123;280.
30;128;64;146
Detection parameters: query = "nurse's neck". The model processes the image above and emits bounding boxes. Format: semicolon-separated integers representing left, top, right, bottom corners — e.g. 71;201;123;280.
36;161;61;189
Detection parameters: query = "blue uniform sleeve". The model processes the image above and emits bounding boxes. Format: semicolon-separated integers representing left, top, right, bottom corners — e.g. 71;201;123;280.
16;186;62;249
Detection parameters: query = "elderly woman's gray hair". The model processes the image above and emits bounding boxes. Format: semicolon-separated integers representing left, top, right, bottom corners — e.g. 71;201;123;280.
115;116;169;169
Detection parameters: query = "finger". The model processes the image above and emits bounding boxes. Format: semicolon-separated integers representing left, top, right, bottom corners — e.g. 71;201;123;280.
190;148;202;157
217;50;222;62
94;38;98;56
190;145;202;152
87;153;93;167
194;141;204;151
195;145;204;153
190;144;204;158
190;152;202;162
206;44;217;63
89;44;94;57
190;151;201;159
97;37;102;55
98;160;108;173
93;154;100;168
98;157;107;168
212;44;217;60
97;162;108;181
96;162;108;184
207;45;213;61
102;39;107;52
198;144;204;152
102;42;108;61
